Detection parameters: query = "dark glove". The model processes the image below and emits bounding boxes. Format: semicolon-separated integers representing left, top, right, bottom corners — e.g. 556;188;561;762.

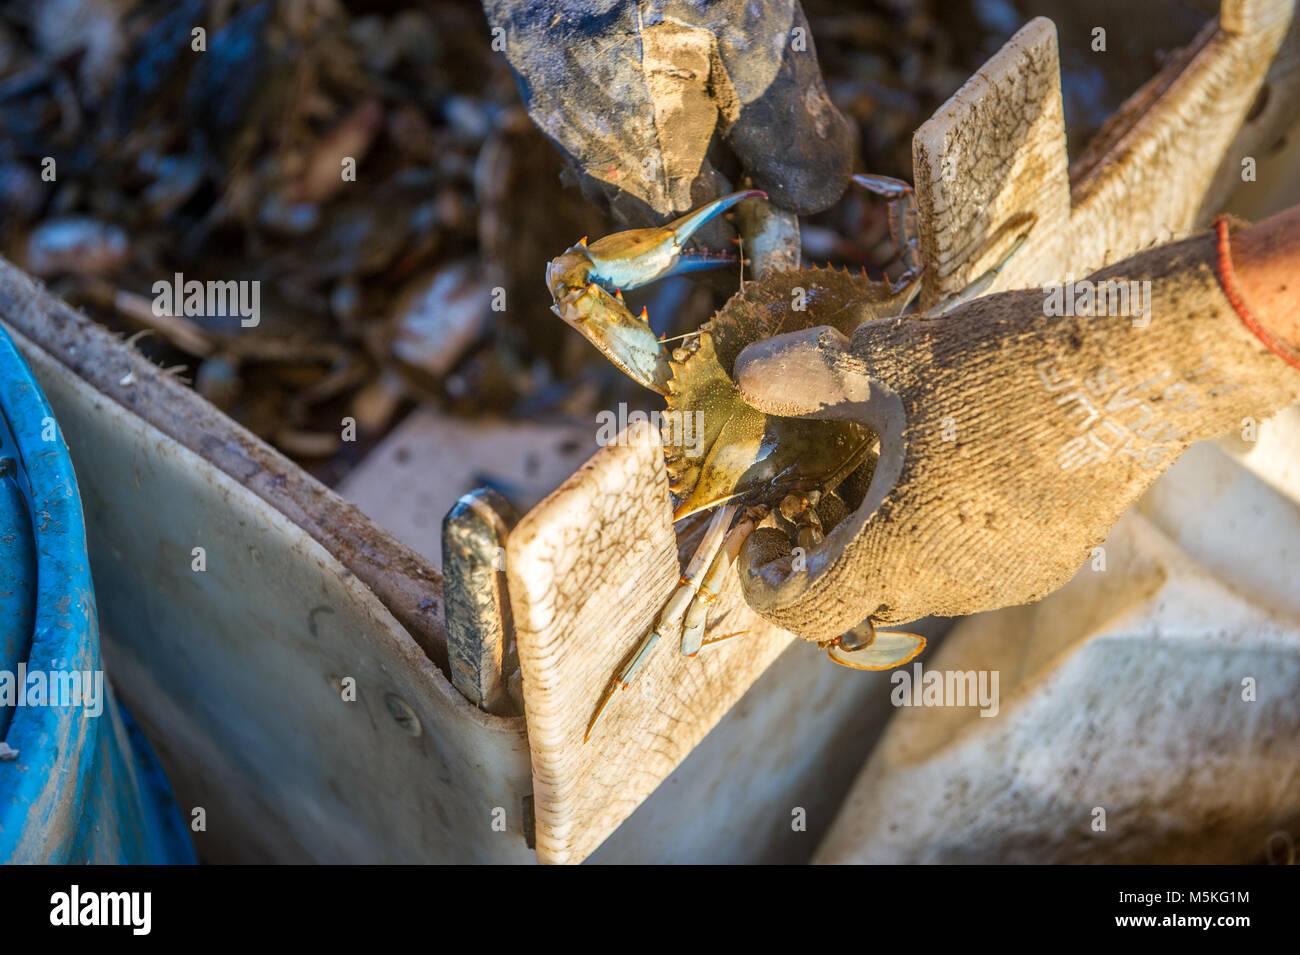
481;0;854;225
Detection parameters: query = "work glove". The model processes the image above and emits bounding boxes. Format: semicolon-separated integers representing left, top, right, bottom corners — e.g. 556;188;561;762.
734;214;1300;641
480;0;854;225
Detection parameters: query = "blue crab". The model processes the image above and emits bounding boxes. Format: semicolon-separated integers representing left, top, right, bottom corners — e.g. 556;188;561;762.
548;177;1026;739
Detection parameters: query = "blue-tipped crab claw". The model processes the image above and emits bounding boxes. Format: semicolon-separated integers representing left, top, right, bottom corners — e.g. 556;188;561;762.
546;189;767;394
581;189;767;290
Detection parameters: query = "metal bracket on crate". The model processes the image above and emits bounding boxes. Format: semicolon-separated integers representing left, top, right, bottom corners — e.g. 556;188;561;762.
442;487;521;715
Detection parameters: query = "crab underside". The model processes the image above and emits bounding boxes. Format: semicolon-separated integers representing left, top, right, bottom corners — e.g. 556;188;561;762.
662;264;914;522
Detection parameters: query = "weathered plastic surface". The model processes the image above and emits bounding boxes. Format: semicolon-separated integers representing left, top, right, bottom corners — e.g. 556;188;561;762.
0;325;195;863
913;1;1295;310
0;258;546;862
11;332;536;862
816;408;1300;863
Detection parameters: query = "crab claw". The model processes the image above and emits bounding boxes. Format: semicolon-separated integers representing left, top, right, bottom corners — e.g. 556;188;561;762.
583;189;767;290
546;189;766;395
546;274;674;394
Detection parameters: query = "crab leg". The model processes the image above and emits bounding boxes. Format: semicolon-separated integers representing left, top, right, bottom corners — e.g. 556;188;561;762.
853;173;922;287
679;507;762;656
697;628;751;650
584;504;739;741
547;190;766;394
854;172;1034;314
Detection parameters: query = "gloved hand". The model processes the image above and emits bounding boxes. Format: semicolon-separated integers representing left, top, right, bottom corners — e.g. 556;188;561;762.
480;0;854;226
733;208;1300;641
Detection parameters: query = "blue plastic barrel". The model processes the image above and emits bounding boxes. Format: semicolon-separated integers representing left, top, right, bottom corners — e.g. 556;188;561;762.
0;325;196;863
